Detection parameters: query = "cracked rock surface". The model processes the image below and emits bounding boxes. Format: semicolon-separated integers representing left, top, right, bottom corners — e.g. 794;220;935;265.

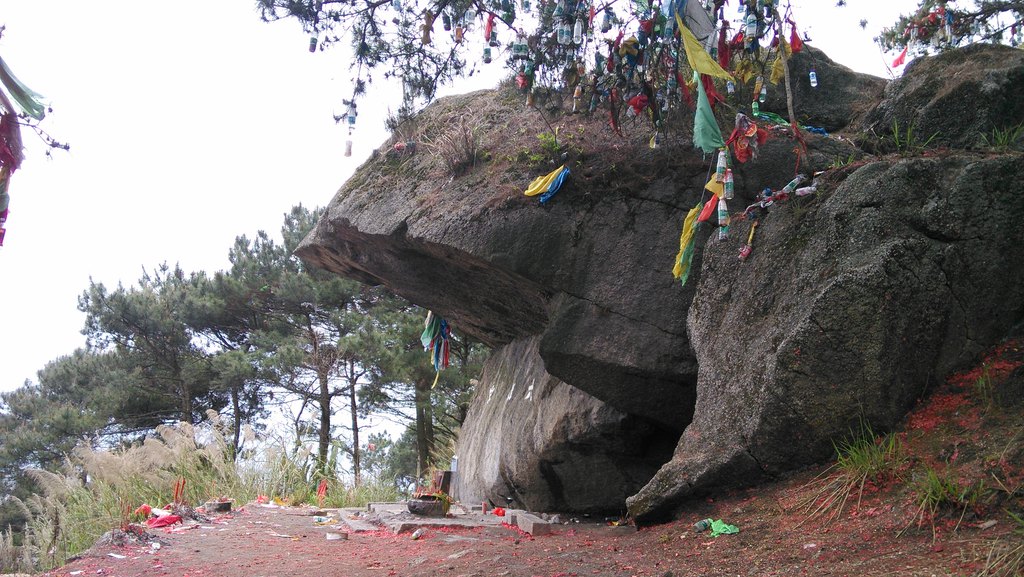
626;154;1024;522
298;45;1023;521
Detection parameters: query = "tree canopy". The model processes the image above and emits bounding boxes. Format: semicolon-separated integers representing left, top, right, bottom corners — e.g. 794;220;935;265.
0;205;485;514
878;1;1024;56
255;0;1024;143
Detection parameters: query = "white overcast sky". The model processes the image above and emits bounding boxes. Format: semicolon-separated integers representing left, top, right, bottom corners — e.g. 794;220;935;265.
0;0;916;393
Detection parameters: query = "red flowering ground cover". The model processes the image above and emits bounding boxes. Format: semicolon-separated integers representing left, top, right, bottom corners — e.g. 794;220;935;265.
42;341;1023;577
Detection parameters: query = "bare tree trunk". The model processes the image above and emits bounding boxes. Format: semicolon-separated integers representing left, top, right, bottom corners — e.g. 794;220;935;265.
414;376;434;483
231;382;242;460
773;10;801;141
317;367;331;477
348;360;361;487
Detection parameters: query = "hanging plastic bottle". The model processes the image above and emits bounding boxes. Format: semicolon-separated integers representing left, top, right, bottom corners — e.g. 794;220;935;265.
559;22;572;45
723;168;735;200
667;73;678;91
553;0;565;18
753;75;763;98
751;100;759;116
501;0;514;22
572;84;582;113
483;45;492;63
809;67;818;88
715;149;728;181
745;11;758;40
601;9;613;33
513;32;528;59
345;139;353;157
573;18;583;44
759;84;767;102
309;34;318;53
392;0;401;9
726;80;735;95
454;24;464;43
521;0;531;13
442;13;452;31
346;103;357;128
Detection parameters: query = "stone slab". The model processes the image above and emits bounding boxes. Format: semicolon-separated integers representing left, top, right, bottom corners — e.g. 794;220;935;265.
335;508;380;533
367;501;409;513
514;512;551;536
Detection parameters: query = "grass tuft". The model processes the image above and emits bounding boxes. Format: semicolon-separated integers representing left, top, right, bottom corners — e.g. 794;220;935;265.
793;421;904;524
980;122;1024;151
888;119;939;153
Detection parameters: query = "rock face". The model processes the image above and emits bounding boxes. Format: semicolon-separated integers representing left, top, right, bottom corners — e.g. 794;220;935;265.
453;337;678;513
297;93;710;431
627;154;1024;522
763;45;888;133
862;44;1024;149
299;45;1024;523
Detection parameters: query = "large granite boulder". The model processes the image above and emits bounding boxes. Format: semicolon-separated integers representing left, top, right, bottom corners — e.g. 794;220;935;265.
762;45;888;133
627;153;1024;522
861;43;1024;150
298;44;1024;521
453;336;678;512
297;92;711;430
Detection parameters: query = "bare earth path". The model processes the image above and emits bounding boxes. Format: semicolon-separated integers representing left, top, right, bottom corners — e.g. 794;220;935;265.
38;484;1013;577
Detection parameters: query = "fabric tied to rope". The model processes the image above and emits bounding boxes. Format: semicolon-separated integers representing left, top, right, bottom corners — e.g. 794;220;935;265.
0;57;46;121
675;16;734;80
421;311;451;386
693;72;725;154
725;113;768;163
673;202;703;286
697;194;718;222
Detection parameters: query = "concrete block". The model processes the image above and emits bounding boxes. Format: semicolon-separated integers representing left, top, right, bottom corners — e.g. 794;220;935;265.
514;512;551;536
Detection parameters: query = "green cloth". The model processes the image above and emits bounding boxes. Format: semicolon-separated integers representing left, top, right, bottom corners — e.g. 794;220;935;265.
420;311;440;349
710;519;739;537
692;72;725;154
0;56;46;120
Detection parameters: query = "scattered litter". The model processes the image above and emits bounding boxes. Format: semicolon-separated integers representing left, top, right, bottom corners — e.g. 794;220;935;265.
107;553;126;559
204;499;232;513
710;519;740;537
325;532;348;541
803;543;817;549
70;571;84;575
693;518;713;532
150;542;161;551
146;514;182;528
267;532;293;538
977;520;998;530
410;528;425;540
167;524;198;533
447;549;471;559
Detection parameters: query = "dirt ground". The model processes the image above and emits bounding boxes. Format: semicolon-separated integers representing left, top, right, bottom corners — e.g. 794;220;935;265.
37;486;1018;577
